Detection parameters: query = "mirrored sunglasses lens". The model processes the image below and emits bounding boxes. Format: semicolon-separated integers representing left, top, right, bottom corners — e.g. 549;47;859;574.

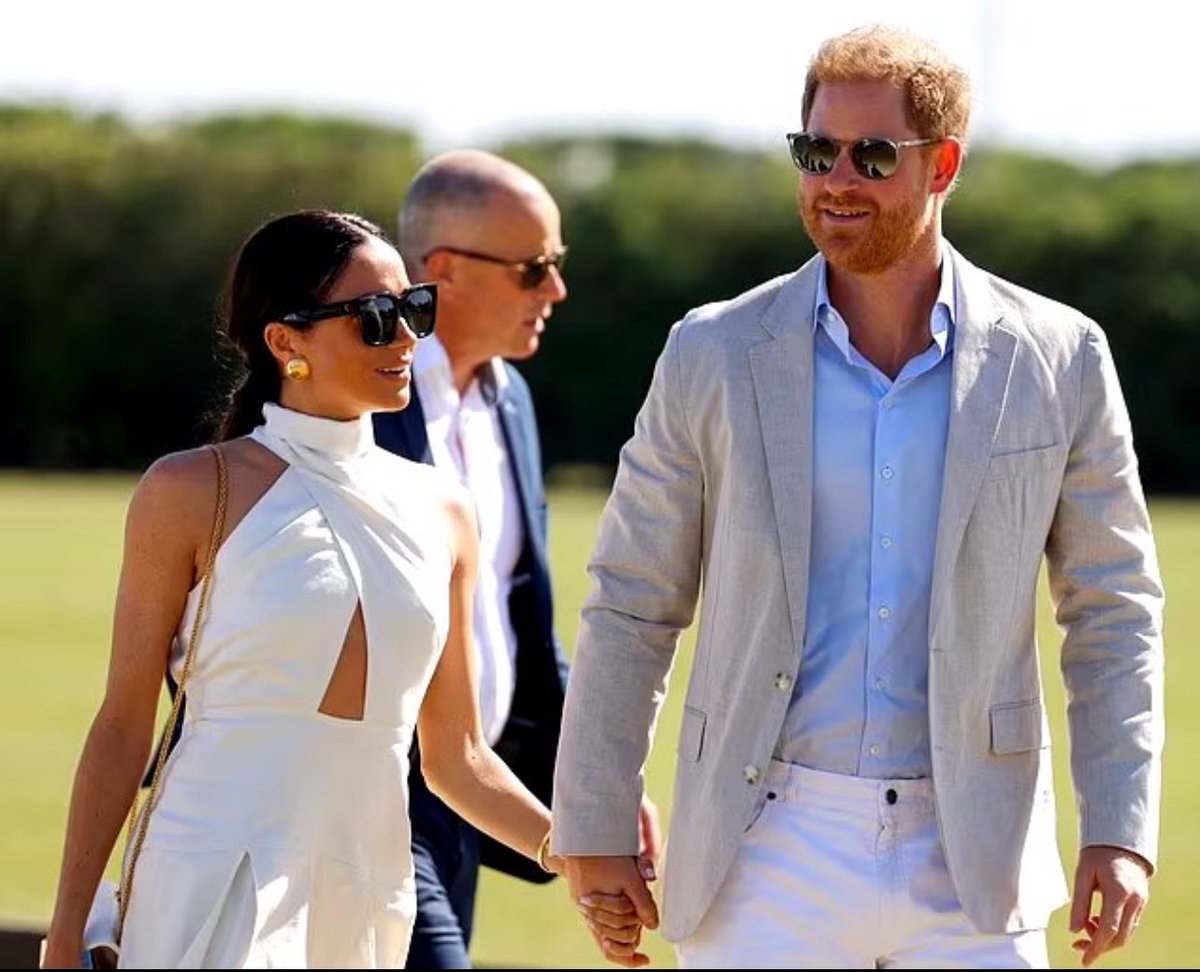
793;135;835;174
852;139;900;179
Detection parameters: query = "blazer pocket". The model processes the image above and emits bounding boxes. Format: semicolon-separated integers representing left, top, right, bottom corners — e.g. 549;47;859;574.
990;698;1048;755
983;443;1060;483
678;705;707;763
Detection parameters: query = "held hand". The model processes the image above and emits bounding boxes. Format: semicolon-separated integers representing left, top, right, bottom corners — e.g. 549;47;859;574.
566;855;659;967
638;796;664;865
1069;845;1152;967
545;851;657;884
576;853;657;928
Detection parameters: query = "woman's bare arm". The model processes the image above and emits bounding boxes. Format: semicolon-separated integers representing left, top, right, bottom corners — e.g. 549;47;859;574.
41;448;214;965
416;484;553;865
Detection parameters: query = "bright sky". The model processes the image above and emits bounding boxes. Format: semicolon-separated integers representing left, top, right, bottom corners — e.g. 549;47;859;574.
4;0;1196;165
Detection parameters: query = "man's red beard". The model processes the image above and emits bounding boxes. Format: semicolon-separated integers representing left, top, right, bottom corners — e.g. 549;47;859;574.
799;190;928;275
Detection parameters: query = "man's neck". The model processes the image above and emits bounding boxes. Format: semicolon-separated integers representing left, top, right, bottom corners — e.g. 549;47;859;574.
449;358;487;397
825;242;944;381
435;331;491;397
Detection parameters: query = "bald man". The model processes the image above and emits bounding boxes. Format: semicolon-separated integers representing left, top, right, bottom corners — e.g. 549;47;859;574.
374;150;660;968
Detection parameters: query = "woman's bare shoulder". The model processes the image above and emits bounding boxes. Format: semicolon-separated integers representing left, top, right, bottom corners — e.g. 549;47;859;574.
376;451;475;535
140;445;222;502
140;437;277;494
434;475;477;567
111;446;229;569
132;437;286;562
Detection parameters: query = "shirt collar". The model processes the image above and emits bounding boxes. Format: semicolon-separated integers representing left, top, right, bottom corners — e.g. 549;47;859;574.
813;244;956;362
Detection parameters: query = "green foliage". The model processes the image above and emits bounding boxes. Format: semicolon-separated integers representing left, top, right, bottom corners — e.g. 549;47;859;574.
0;106;422;467
502;135;807;466
2;106;1198;490
947;150;1200;490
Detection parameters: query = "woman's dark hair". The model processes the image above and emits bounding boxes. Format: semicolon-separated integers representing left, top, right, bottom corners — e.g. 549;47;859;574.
214;209;388;441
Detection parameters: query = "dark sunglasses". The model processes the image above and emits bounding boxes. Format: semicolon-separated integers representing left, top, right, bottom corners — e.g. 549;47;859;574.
786;131;941;180
281;284;437;345
424;245;568;290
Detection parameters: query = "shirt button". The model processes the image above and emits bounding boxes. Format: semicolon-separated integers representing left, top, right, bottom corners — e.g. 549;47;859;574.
774;672;793;691
881;465;894;480
882;399;895;410
875;677;886;690
880;535;892;549
877;606;891;620
869;744;881;757
743;764;760;784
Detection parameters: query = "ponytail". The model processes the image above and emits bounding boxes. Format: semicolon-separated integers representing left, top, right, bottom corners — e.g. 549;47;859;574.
215;347;280;442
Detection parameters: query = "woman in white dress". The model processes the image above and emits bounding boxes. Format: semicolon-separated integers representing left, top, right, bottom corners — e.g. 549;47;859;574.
41;210;639;968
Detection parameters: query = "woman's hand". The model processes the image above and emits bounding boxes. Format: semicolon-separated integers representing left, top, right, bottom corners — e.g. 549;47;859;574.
564;855;660;967
577;890;649;964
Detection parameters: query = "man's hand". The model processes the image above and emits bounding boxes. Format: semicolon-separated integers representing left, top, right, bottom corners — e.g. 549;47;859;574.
1069;845;1152;967
567;855;659;967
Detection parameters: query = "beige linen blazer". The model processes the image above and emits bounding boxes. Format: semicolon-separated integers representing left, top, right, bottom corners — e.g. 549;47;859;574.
552;246;1164;940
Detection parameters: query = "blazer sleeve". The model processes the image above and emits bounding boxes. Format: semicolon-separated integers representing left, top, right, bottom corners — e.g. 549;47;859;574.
1045;322;1165;868
552;322;704;854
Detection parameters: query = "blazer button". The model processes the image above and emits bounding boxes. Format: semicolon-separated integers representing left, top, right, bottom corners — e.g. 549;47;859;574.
774;672;793;691
743;764;760;784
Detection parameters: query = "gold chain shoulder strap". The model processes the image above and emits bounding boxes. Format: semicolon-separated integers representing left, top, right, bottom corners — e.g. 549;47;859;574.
116;444;228;938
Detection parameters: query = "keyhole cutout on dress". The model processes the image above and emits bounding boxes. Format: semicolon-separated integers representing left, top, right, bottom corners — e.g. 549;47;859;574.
318;601;368;721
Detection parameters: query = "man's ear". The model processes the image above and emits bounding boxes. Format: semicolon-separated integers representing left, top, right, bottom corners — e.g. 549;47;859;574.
421;250;454;286
930;137;964;194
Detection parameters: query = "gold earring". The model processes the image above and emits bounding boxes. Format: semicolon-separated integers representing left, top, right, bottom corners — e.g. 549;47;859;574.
284;356;311;381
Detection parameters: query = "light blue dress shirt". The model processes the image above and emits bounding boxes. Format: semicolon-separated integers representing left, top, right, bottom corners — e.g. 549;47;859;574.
774;252;956;779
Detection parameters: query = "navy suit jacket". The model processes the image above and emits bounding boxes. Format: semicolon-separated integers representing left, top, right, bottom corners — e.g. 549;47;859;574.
373;363;568;884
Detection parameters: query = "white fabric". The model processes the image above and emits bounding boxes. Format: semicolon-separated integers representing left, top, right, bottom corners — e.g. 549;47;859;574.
677;760;1050;969
83;880;121;952
414;335;523;745
118;403;453;969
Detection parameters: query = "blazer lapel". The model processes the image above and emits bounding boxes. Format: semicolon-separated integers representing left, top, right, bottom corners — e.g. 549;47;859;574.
494;380;537;542
749;261;820;663
928;249;1018;645
493;372;556;640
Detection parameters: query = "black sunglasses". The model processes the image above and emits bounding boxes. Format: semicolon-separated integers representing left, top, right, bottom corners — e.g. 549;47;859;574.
786;131;941;180
423;245;568;290
281;284;437;345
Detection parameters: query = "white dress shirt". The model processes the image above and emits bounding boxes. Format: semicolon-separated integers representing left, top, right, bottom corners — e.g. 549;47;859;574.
413;336;524;746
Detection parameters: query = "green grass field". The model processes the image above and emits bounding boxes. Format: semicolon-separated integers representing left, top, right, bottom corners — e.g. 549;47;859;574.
1;475;1194;968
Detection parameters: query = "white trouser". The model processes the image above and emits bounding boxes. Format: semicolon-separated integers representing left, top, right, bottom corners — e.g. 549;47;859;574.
677;760;1048;969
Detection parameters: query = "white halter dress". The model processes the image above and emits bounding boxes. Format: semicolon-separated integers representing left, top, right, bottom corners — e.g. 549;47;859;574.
119;403;452;969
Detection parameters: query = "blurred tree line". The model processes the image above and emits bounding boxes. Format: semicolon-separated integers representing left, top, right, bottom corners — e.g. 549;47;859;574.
2;105;1197;491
